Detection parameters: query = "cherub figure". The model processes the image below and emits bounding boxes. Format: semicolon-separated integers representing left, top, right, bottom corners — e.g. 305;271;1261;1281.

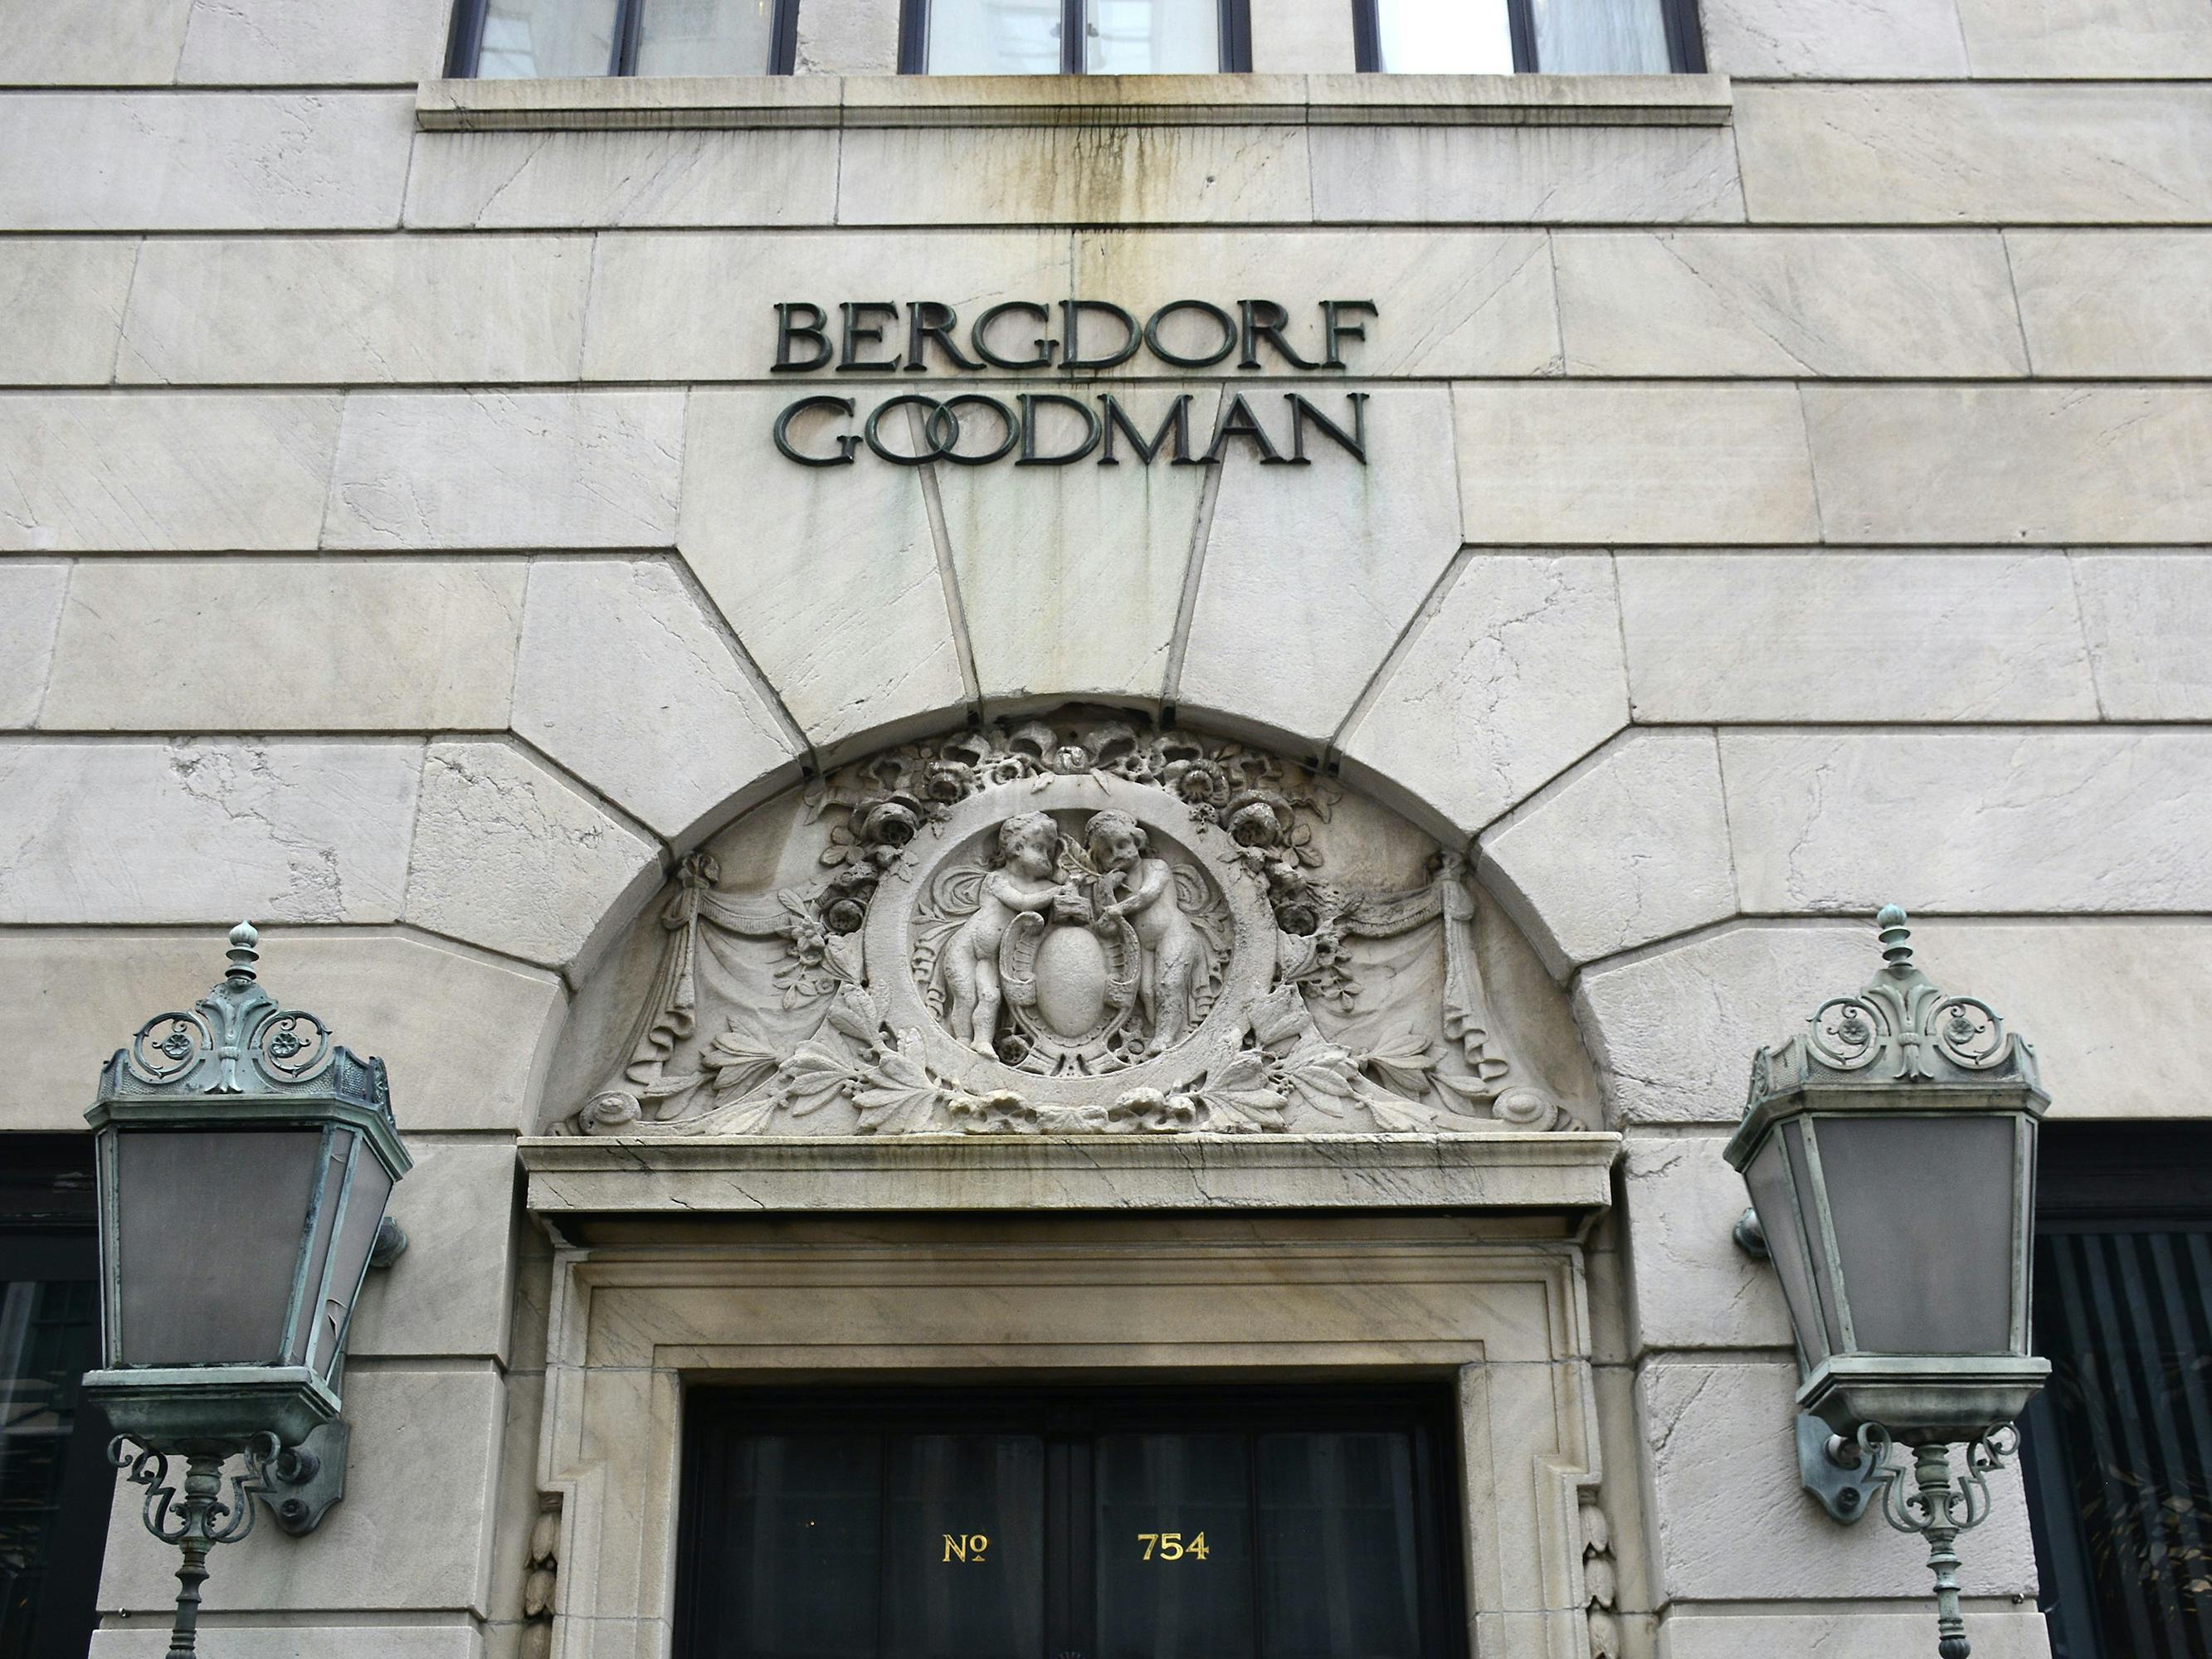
943;812;1071;1055
1084;810;1204;1052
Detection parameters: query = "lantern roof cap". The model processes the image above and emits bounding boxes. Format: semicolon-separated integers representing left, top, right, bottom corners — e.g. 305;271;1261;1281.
1726;906;2044;1169
86;922;410;1175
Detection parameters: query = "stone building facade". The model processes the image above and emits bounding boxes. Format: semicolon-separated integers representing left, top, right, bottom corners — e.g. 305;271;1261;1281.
2;1;2210;1657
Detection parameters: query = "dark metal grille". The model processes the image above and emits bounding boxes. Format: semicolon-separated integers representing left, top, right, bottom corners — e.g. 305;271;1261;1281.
675;1384;1466;1659
2028;1228;2212;1658
0;1136;111;1659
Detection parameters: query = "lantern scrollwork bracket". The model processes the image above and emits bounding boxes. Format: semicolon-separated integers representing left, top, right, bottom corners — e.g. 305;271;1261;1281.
107;1432;281;1657
1855;1424;2017;1659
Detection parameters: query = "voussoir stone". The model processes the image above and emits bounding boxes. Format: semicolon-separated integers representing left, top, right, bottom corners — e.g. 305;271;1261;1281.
680;388;967;757
2073;552;2212;719
1804;384;2212;545
0;92;414;231
1453;383;1819;545
405;741;664;972
513;558;802;844
1722;729;2212;913
1477;729;1738;980
932;386;1213;705
1640;1360;2037;1603
1177;387;1464;744
0;239;138;385
1573;921;1883;1127
0;563;68;729
0;738;421;925
1616;552;2098;722
119;235;592;385
41;559;525;732
1338;553;1627;841
324;391;685;551
0;392;341;552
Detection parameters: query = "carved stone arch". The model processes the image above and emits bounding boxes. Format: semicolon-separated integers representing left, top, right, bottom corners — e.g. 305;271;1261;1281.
540;703;1601;1139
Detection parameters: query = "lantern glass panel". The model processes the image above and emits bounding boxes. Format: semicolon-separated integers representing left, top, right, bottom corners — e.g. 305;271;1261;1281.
1781;1121;1849;1358
1814;1113;2019;1356
1744;1132;1831;1370
307;1151;391;1383
113;1129;323;1367
285;1131;354;1366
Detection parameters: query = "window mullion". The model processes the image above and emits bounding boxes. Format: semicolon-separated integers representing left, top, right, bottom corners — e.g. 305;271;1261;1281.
1065;0;1084;74
1507;0;1538;72
611;0;645;75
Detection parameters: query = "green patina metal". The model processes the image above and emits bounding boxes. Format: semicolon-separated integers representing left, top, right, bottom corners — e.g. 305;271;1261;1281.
81;922;412;1656
1732;906;2050;1659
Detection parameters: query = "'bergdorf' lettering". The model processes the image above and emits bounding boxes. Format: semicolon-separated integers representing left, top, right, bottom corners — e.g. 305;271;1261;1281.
769;298;1378;469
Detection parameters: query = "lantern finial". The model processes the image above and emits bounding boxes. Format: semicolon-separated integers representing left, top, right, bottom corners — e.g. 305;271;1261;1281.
1877;904;1913;971
226;921;260;982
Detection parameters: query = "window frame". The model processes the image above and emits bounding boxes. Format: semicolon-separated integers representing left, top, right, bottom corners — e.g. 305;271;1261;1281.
898;0;1255;75
1350;0;1705;74
446;0;802;79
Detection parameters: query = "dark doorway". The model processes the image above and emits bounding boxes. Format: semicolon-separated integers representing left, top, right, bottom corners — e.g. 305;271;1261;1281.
675;1384;1468;1659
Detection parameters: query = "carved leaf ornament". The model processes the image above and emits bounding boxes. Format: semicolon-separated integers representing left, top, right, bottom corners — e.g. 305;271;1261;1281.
568;713;1562;1138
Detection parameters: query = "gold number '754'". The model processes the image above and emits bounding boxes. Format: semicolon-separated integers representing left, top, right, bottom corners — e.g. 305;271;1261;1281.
1137;1532;1209;1562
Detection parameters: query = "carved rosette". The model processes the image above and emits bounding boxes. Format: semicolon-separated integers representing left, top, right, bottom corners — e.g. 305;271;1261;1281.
568;712;1564;1138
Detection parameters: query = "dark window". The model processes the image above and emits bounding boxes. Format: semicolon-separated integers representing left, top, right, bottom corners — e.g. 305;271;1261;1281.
0;1137;114;1659
2023;1124;2212;1659
675;1384;1466;1659
898;0;1254;74
446;0;801;77
1351;0;1704;74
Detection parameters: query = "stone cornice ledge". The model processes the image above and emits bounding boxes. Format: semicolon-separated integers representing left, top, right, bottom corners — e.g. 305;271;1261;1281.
518;1131;1623;1214
417;73;1731;132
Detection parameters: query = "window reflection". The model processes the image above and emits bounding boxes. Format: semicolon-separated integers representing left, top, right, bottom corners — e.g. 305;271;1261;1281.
637;0;780;74
926;0;1065;74
1370;0;1515;74
1084;0;1219;74
477;0;621;76
1531;0;1670;73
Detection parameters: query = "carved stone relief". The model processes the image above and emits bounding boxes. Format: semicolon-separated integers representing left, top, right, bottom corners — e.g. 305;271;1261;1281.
558;710;1583;1137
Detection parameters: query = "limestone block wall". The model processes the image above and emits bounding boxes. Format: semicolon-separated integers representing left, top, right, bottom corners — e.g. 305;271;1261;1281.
3;0;2211;1654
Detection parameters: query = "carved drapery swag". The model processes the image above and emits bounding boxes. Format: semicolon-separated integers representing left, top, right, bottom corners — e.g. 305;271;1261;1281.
567;713;1561;1137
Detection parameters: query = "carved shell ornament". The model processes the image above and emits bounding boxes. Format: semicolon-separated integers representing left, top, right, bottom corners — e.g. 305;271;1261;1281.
567;712;1563;1138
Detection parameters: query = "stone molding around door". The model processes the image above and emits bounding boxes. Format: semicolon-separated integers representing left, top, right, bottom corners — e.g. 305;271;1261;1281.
534;1219;1608;1659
